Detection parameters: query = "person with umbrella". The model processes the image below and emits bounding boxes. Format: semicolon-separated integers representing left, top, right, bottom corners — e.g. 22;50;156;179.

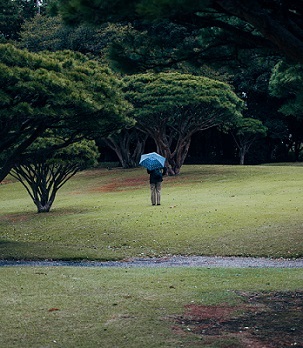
139;152;167;205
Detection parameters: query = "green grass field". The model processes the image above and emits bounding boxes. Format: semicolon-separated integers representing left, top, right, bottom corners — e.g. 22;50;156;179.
1;164;303;347
0;266;302;348
1;164;303;260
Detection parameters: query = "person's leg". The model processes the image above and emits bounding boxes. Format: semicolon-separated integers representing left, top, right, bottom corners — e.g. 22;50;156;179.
150;183;156;205
155;182;162;205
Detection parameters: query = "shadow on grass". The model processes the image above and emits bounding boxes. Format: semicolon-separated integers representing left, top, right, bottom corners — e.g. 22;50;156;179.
0;239;119;262
0;240;79;261
0;239;47;260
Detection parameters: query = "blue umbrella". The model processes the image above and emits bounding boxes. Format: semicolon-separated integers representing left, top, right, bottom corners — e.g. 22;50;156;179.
139;152;166;170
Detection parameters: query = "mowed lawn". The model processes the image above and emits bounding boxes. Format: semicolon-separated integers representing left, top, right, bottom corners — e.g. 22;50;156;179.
0;266;302;348
1;164;303;260
1;164;303;348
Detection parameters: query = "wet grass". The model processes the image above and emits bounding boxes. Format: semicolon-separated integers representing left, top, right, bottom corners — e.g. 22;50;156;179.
0;266;302;348
1;164;303;260
1;164;303;347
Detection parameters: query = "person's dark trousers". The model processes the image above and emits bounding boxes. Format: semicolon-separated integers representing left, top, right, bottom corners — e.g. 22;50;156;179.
150;182;162;205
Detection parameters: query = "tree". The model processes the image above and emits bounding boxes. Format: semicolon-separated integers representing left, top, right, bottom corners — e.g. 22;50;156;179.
43;1;299;165
0;0;22;41
124;72;243;175
231;117;267;165
102;128;148;168
105;21;209;74
19;14;230;80
18;14;111;55
18;15;64;51
269;61;303;118
52;0;303;64
0;43;132;182
10;137;99;213
269;61;303;160
226;52;286;163
0;0;41;41
102;17;280;79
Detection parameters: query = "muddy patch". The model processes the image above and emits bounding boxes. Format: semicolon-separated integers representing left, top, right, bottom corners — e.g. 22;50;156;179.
174;291;303;347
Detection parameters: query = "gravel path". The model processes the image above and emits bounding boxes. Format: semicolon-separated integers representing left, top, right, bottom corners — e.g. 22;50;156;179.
1;256;303;268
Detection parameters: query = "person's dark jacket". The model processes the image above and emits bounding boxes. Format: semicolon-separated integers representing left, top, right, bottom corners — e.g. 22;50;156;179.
147;167;167;184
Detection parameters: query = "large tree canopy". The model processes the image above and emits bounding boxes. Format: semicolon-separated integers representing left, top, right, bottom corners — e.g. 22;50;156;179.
124;72;243;174
53;0;303;64
0;43;132;182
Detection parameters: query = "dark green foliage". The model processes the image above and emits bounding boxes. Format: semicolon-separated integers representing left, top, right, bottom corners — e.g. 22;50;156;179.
124;72;243;174
3;0;302;168
0;0;21;40
231;118;267;164
269;61;303;118
0;0;40;41
54;0;303;64
269;61;303;160
0;43;132;182
18;15;111;56
10;138;99;213
106;21;220;74
51;0;138;25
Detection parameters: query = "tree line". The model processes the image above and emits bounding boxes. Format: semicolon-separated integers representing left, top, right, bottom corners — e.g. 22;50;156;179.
1;0;302;212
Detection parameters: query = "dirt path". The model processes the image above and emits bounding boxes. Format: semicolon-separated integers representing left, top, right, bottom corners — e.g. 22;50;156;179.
1;255;303;268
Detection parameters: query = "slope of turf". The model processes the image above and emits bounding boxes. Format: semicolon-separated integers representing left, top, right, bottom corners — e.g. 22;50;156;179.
1;164;302;260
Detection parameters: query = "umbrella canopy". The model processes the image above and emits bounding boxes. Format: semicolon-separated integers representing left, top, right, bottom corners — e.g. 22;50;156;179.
139;152;166;170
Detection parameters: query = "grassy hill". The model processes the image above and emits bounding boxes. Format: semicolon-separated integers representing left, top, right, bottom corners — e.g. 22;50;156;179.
1;164;302;260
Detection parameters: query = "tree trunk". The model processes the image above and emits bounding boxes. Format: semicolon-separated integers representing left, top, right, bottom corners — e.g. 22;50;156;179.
10;162;79;213
103;128;147;168
239;143;250;165
35;200;53;213
293;140;302;162
154;132;193;175
239;149;245;165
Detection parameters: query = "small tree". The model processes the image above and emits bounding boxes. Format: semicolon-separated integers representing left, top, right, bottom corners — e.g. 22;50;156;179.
231;118;267;165
10;138;99;213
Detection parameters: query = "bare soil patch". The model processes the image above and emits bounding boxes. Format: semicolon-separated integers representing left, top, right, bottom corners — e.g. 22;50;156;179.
1;213;32;223
90;175;146;192
174;291;303;347
0;179;14;184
